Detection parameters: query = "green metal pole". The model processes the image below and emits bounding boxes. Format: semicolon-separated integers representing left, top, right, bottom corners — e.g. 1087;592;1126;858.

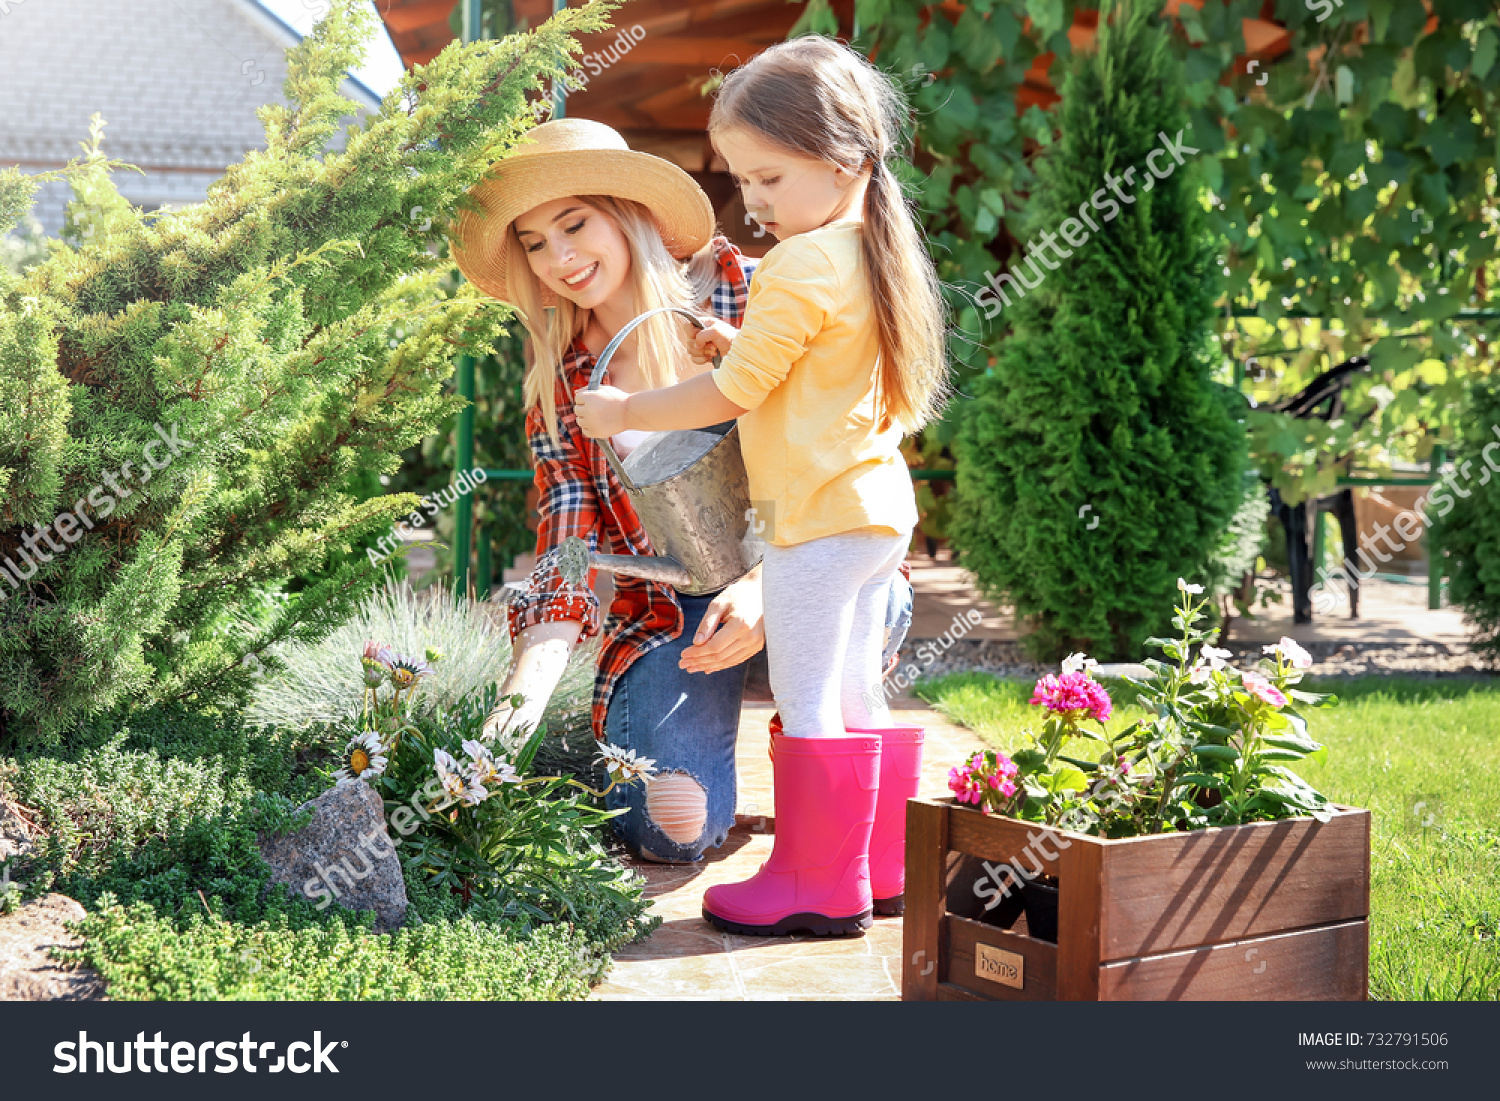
1429;444;1446;611
475;522;494;602
1311;500;1325;585
551;0;568;119
454;355;476;600
452;0;485;602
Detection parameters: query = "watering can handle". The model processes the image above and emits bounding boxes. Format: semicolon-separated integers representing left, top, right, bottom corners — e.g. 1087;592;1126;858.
586;305;717;392
584;306;719;493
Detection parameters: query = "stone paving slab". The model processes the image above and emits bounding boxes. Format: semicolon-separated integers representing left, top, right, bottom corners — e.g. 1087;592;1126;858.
590;705;983;1001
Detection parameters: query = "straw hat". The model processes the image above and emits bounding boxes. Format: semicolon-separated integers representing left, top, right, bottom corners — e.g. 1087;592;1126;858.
450;118;716;305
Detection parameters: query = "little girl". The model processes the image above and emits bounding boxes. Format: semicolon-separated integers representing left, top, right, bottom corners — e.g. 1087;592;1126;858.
574;35;948;936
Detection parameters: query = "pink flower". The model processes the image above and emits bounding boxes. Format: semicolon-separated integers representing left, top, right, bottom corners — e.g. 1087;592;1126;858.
1241;671;1287;708
1030;671;1113;723
948;766;984;805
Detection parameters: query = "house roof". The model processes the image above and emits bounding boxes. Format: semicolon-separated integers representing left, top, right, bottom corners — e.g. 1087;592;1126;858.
247;0;386;108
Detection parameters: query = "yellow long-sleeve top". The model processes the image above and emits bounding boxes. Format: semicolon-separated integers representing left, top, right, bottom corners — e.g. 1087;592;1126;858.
710;219;917;547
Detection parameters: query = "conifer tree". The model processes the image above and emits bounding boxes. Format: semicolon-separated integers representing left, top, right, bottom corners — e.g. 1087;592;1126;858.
950;0;1245;662
1434;378;1500;662
0;0;620;743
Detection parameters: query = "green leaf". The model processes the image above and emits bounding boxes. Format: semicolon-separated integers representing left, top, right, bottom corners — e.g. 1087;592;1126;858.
1025;0;1066;41
990;5;1022;59
1179;772;1228;790
1043;766;1090;794
1474;27;1498;80
1335;65;1355;105
1193;744;1241;762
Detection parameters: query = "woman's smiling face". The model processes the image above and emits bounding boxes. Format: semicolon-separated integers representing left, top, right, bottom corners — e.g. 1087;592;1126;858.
513;197;631;307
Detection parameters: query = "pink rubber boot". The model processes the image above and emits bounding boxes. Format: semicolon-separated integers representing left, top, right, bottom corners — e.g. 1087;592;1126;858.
850;726;925;916
702;732;880;937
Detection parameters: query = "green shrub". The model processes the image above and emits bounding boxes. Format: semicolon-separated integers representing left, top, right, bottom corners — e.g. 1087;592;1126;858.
0;0;620;745
389;326;535;591
5;693;654;998
1435;375;1500;664
63;901;605;1000
1203;473;1272;631
950;1;1245;662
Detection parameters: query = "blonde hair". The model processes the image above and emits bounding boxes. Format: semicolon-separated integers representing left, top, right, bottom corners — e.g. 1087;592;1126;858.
507;194;721;444
709;35;949;432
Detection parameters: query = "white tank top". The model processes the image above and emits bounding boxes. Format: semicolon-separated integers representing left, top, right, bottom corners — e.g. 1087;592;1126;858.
611;429;652;459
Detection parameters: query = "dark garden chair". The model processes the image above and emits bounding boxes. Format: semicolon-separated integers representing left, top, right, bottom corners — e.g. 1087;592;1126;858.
1262;355;1372;624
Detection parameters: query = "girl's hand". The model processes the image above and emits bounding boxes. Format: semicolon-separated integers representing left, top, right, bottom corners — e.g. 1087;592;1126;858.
679;571;764;674
690;319;738;365
573;385;630;438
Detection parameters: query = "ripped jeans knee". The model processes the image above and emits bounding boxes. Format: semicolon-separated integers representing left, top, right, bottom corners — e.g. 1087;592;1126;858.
644;771;708;846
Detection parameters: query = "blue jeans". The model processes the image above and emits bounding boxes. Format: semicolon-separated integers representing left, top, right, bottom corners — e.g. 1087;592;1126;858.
605;571;914;863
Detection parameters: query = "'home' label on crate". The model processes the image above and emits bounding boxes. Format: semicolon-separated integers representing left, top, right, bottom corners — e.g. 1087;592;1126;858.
975;943;1024;989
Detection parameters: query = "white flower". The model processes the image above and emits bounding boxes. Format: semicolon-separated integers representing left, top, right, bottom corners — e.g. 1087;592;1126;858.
1188;660;1213;686
435;748;488;807
597;743;657;784
1200;645;1234;670
335;731;388;784
1177;578;1205;595
1061;652;1098;676
463;738;519;787
1264;636;1313;670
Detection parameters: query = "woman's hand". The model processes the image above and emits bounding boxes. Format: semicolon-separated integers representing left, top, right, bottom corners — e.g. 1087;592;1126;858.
679;569;764;674
573;385;631;438
690;319;738;365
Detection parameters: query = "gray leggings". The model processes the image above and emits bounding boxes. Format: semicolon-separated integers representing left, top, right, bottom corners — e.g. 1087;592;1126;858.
762;530;911;738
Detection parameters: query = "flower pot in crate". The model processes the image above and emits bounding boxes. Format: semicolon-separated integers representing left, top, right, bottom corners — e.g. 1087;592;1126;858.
902;798;1371;1001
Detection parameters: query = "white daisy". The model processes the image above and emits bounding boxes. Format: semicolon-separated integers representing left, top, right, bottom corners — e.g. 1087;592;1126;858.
335;731;388;784
597;743;657;785
434;748;488;807
463;739;519;787
1177;578;1205;595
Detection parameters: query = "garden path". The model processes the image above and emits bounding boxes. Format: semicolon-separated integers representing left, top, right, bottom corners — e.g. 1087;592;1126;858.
903;550;1468;648
588;702;983;1001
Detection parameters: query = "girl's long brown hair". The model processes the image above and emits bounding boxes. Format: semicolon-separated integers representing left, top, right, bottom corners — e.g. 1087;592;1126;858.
505;195;721;445
709;35;949;432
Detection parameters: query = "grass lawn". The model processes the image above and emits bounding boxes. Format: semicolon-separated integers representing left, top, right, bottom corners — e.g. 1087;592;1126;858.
913;672;1500;1001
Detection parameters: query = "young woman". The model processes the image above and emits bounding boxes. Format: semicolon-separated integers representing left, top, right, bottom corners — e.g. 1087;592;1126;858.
450;118;912;865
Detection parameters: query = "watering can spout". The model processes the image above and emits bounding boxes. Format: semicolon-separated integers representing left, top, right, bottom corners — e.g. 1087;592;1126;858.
588;552;693;589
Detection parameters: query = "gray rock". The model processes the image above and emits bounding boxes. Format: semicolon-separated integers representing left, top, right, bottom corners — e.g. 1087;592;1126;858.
0;893;108;1001
257;780;408;932
0;798;32;867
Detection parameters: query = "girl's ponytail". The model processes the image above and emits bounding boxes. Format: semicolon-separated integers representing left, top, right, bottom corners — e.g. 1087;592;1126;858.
861;154;948;433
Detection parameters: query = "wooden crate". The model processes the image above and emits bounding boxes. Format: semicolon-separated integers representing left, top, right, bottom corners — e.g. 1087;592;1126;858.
902;798;1370;1001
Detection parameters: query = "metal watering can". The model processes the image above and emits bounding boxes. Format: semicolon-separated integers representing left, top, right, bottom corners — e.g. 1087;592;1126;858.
561;305;764;597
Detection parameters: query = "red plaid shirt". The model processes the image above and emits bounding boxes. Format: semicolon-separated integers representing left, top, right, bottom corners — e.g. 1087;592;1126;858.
508;236;758;740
